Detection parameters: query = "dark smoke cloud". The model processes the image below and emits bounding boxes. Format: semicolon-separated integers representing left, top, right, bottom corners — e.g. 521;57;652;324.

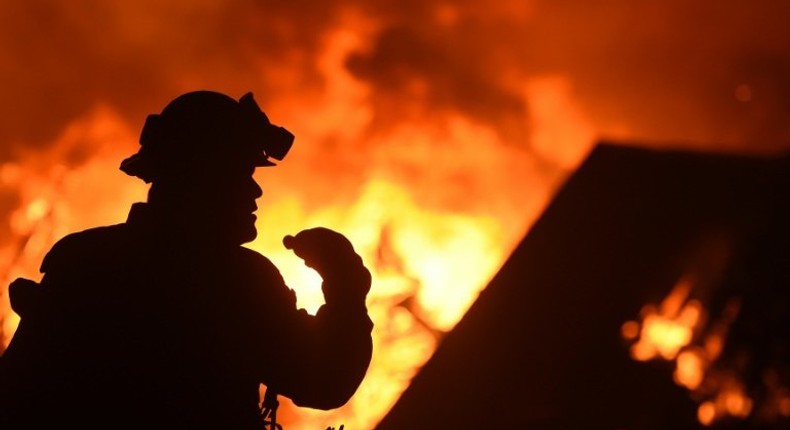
2;0;789;159
346;1;533;142
0;0;341;158
348;0;790;152
531;0;790;150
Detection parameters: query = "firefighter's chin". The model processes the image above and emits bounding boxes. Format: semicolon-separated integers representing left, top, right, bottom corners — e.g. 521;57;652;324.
240;214;258;244
238;229;258;245
209;213;258;245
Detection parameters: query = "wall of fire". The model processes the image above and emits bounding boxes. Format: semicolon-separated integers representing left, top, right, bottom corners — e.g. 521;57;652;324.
1;1;789;429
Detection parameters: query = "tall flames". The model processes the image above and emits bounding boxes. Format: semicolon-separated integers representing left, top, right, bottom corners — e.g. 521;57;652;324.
2;2;789;429
0;20;595;430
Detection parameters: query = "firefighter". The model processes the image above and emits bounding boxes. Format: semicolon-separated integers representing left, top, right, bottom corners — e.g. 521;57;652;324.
0;91;373;429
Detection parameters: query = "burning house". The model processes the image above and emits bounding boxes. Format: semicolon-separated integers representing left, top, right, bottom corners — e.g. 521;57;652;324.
376;143;790;429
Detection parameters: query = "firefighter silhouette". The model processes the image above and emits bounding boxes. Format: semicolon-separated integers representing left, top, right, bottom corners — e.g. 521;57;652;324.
0;91;373;429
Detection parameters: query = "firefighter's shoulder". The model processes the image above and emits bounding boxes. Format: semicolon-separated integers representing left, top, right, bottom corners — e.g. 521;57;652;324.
40;224;128;274
234;246;285;283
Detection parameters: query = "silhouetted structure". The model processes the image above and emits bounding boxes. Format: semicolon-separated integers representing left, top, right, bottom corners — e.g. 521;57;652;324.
376;143;789;430
0;91;373;429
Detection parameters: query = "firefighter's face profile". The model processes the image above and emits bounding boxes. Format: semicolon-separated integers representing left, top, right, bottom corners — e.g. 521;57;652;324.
186;162;263;245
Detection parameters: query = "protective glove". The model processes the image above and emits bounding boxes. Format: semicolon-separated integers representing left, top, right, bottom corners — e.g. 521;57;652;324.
283;227;371;308
8;277;43;317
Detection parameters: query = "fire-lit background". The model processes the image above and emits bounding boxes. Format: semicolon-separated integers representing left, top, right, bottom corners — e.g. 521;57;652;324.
1;1;789;429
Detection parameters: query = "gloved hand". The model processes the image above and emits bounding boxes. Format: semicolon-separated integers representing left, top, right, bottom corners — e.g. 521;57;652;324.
8;277;42;317
283;227;371;308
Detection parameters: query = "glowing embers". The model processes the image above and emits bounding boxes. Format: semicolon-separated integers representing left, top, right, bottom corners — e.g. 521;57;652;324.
622;276;757;426
625;276;702;362
696;376;753;426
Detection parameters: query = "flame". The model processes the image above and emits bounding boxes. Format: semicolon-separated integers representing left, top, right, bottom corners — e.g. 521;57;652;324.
0;17;599;430
675;348;706;389
623;274;764;426
697;379;754;426
627;277;703;362
0;106;147;346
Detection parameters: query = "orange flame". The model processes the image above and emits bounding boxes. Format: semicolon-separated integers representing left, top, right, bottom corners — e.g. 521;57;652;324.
697;379;754;426
623;274;758;426
0;22;598;430
627;277;703;362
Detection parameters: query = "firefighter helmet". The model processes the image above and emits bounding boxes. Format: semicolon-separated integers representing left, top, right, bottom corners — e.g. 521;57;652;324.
120;91;293;183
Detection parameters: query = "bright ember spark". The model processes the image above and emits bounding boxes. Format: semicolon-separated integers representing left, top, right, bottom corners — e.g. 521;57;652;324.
629;277;702;361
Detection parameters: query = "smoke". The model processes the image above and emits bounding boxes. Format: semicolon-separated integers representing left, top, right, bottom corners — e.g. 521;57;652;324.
0;0;320;154
0;1;786;146
347;0;790;150
0;0;787;164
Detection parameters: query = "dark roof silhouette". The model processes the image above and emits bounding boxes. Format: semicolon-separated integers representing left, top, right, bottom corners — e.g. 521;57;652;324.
375;143;788;430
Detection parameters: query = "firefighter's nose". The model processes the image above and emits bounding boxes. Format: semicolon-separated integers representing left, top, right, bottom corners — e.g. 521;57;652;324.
250;178;263;199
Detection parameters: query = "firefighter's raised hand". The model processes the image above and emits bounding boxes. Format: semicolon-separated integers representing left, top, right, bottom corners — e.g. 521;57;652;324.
283;227;371;308
8;277;42;317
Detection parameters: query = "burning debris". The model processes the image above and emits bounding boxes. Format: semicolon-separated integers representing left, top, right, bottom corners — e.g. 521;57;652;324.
623;153;790;428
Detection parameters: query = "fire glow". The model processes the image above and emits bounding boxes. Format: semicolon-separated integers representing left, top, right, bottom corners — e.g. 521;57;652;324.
0;29;593;430
622;275;790;426
1;2;789;429
0;93;580;429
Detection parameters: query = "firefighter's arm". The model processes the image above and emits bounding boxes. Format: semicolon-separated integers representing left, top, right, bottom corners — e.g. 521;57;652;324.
253;228;373;410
